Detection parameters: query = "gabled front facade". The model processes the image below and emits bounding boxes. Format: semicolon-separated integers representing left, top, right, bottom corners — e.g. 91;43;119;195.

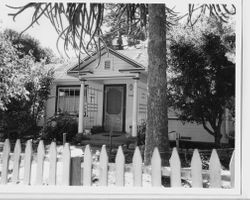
44;47;233;144
45;48;148;137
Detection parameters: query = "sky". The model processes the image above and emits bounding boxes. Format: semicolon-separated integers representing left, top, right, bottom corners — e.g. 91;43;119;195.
0;1;75;58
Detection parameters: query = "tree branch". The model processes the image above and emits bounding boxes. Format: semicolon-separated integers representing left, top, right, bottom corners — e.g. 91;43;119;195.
201;116;215;136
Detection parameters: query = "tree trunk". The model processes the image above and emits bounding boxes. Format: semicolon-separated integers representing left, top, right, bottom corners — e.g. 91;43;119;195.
214;130;222;148
144;4;169;166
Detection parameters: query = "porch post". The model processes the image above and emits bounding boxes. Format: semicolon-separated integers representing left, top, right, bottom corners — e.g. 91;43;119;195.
78;80;86;134
132;77;139;137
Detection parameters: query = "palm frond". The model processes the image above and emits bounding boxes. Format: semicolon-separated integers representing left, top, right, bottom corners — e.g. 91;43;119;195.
8;3;105;59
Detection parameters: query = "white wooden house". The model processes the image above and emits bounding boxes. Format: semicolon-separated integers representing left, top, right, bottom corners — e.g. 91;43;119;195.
44;47;233;144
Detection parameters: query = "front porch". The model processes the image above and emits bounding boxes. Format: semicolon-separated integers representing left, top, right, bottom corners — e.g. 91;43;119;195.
75;72;143;138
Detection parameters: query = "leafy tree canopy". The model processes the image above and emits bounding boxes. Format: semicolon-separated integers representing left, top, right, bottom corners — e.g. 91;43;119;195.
4;63;54;137
0;29;54;139
3;28;57;64
0;32;30;110
167;16;235;146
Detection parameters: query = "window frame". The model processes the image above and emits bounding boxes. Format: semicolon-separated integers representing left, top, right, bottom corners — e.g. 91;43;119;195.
104;59;111;70
55;85;88;116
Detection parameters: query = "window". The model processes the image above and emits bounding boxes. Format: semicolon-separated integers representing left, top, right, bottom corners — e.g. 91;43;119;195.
104;60;111;70
57;86;87;115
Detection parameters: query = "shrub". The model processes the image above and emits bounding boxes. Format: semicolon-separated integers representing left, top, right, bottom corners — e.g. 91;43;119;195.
41;113;78;143
1;30;54;140
2;60;54;139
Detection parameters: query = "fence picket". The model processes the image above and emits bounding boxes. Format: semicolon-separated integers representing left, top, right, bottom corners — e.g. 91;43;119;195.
229;150;235;188
12;139;21;184
191;149;202;187
48;142;57;185
170;147;181;187
115;146;125;186
151;147;161;187
132;146;142;187
99;145;108;186
83;145;92;186
1;139;10;184
35;140;45;185
23;140;33;185
62;143;71;185
209;149;221;188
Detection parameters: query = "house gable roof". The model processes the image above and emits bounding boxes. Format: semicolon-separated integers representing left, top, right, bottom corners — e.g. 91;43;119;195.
117;48;148;68
67;47;148;75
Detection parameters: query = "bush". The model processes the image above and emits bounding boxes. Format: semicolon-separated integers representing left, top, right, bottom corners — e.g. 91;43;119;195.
41;113;78;143
2;60;54;139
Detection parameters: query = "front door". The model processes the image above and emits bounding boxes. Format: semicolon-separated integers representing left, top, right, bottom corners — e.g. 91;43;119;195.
103;85;125;132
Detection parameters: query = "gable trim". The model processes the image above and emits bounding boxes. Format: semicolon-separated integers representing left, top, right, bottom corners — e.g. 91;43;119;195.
67;50;107;73
110;49;145;69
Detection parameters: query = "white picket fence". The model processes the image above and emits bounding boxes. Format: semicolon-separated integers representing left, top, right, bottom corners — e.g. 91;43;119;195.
0;139;235;188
